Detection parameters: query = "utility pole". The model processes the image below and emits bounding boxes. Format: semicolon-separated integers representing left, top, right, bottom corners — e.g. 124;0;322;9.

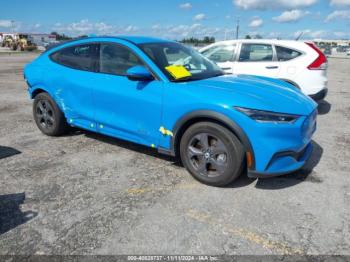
11;20;15;33
235;17;240;39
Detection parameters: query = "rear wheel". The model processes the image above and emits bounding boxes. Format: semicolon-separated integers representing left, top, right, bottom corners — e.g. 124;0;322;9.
33;92;69;136
180;122;244;186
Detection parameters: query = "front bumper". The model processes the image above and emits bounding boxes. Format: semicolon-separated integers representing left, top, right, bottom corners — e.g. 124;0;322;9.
310;88;328;101
244;110;317;178
247;142;313;178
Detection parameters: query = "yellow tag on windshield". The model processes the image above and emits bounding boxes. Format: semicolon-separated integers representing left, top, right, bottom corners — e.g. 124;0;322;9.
165;65;192;80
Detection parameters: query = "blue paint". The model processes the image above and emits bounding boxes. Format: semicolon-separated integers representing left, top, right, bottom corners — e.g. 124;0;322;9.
24;36;317;176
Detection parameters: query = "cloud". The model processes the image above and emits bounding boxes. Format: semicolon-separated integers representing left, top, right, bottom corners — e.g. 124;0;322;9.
179;2;192;9
293;29;326;39
325;10;350;21
233;0;317;10
330;0;350;6
273;10;310;23
249;17;263;27
193;13;206;21
52;19;138;36
0;19;13;28
292;29;350;39
125;25;138;32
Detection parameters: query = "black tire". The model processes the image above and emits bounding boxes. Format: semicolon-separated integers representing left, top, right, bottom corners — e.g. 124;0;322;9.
180;122;244;187
33;92;69;136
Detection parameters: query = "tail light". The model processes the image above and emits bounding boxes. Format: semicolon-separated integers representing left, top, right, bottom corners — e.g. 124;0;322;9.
306;42;327;70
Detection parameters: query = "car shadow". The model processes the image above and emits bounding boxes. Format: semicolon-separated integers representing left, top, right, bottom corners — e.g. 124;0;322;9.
317;100;332;115
82;130;179;163
0;146;21;160
254;140;323;190
0;193;37;235
71;129;323;190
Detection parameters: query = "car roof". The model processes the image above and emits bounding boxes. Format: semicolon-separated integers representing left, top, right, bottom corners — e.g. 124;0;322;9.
116;35;171;44
45;35;172;52
206;39;310;46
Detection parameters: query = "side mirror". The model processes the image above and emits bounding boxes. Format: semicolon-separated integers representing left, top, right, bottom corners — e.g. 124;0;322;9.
126;66;154;82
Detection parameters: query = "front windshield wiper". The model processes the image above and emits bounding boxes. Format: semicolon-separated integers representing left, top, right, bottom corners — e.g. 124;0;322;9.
171;76;194;82
171;72;225;83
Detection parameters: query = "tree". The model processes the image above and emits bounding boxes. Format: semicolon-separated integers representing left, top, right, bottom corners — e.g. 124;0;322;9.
180;36;215;46
50;32;72;41
245;35;251;39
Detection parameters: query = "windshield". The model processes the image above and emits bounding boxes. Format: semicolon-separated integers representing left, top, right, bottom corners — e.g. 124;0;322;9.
138;42;224;82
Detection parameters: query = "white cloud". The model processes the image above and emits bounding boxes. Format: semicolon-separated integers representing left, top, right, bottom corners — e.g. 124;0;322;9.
330;0;350;6
0;19;13;28
249;18;263;27
292;29;350;39
151;24;161;30
193;13;206;21
325;10;350;21
293;29;327;39
179;3;192;9
125;25;138;32
234;0;317;10
273;10;309;23
52;19;139;36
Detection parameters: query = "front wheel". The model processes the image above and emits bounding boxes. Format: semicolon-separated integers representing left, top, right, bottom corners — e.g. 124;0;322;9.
33;92;69;136
180;122;244;187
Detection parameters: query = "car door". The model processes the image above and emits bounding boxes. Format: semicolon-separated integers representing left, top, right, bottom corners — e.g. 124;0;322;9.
49;43;99;130
233;43;280;78
92;42;163;147
201;44;237;74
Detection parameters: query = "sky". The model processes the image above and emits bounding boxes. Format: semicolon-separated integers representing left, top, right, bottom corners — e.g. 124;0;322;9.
0;0;350;40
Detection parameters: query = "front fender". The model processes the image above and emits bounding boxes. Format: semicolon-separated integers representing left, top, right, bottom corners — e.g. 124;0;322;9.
158;109;256;170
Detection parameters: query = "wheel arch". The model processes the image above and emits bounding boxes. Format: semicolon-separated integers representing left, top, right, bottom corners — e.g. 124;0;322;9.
164;110;256;170
30;85;52;99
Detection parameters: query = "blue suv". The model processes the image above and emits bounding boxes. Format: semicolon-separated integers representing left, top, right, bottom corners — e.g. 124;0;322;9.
24;36;317;186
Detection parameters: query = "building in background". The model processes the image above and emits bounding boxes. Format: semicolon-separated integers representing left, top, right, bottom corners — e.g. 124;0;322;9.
27;34;57;48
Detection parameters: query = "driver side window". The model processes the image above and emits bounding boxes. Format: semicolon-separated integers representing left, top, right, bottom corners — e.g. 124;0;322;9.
163;47;207;72
99;43;144;76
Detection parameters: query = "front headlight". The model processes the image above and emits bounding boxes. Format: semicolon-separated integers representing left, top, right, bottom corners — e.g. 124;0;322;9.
235;107;299;124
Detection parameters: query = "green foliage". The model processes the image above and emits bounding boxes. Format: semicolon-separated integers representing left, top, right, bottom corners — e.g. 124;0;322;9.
180;36;215;46
50;32;72;41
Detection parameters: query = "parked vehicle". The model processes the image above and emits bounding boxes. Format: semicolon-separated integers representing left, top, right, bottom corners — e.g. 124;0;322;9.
1;34;15;48
24;36;317;186
200;39;328;101
11;34;37;51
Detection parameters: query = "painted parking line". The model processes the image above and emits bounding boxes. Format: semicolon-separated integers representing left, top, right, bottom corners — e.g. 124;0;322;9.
126;183;201;195
186;209;304;255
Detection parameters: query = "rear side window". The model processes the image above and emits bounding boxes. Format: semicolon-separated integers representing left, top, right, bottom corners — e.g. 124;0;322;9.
201;45;236;63
276;46;302;61
99;43;144;75
50;44;99;72
239;44;273;62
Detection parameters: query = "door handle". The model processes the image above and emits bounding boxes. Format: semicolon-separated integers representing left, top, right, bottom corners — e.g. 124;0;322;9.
266;66;279;69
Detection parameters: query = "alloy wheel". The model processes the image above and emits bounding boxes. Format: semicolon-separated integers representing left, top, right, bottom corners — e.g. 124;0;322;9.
36;100;55;130
187;132;228;178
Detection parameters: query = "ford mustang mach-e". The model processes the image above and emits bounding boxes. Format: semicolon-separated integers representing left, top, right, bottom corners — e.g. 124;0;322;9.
24;36;317;186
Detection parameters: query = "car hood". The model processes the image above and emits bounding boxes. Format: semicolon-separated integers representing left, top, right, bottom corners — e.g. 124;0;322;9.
187;74;317;116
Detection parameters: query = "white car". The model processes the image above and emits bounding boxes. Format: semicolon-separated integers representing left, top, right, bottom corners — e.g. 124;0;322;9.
200;39;328;100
